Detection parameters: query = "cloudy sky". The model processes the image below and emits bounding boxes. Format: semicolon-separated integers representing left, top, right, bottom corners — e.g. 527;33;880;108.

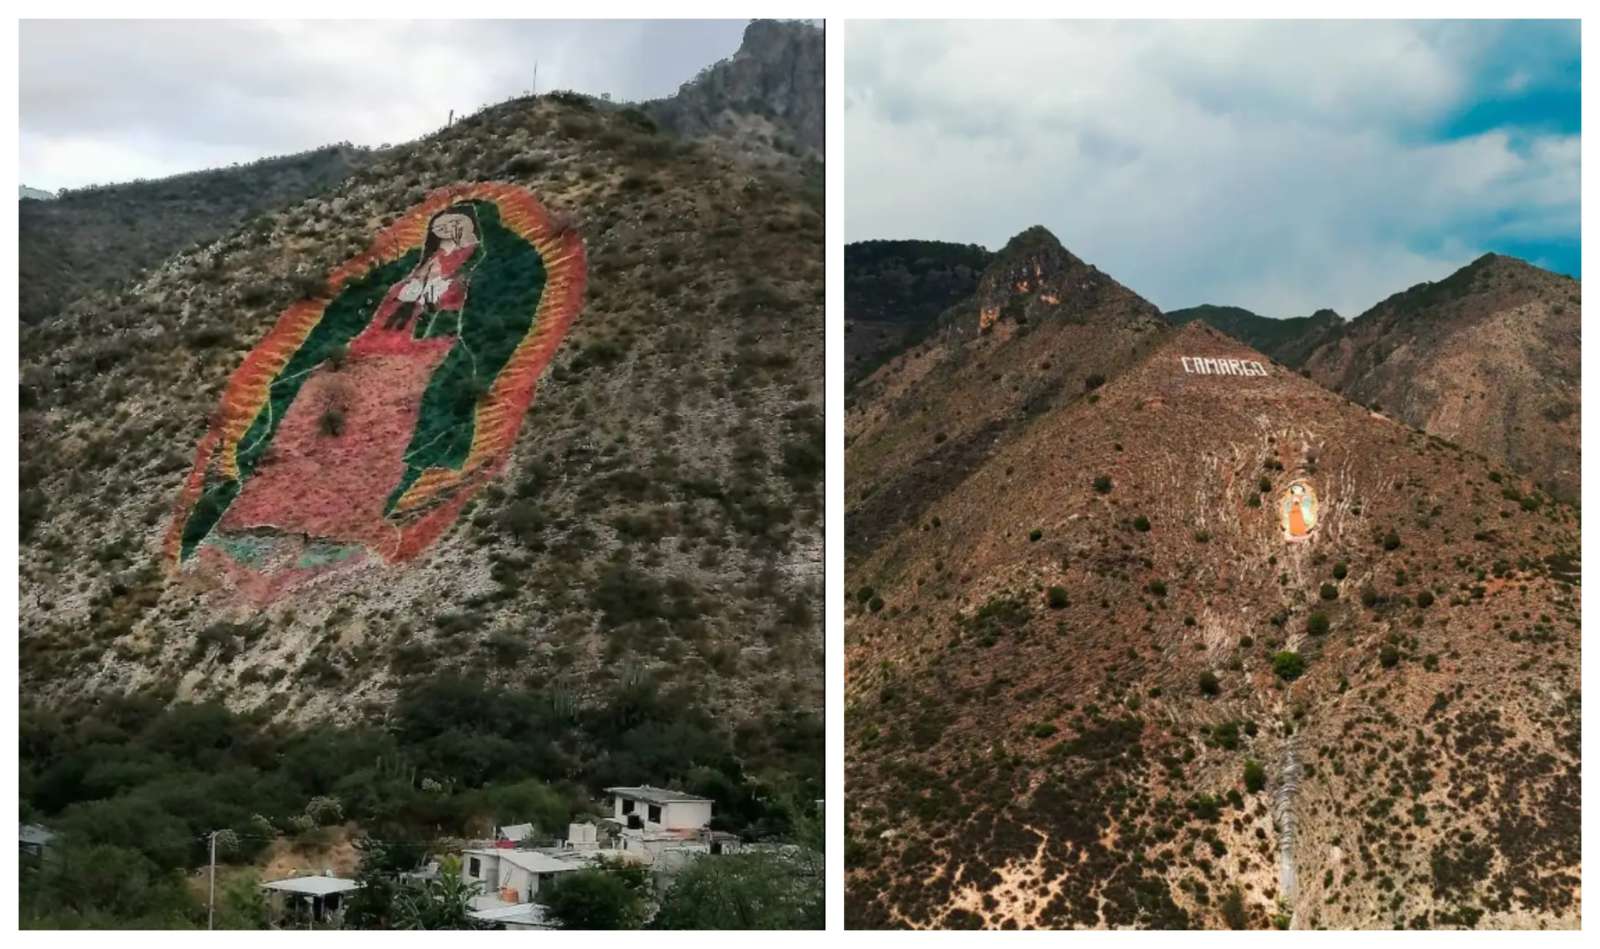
846;20;1580;317
21;19;748;192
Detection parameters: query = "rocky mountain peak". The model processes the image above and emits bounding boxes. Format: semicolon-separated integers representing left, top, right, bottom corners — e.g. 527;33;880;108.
972;225;1155;334
645;18;823;160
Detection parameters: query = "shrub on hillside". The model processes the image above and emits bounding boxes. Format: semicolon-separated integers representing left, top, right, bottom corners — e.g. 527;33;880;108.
1243;759;1266;794
1272;651;1305;681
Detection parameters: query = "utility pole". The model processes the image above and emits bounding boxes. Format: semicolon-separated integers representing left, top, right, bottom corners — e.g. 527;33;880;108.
533;61;539;96
207;830;218;930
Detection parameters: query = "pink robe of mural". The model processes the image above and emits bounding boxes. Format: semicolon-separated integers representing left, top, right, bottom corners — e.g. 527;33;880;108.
215;244;477;556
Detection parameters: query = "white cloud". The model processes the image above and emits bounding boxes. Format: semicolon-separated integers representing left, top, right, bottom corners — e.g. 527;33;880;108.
21;19;748;190
845;20;1578;317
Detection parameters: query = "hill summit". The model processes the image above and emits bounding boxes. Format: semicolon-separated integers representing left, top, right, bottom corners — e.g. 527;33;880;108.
1301;253;1580;501
848;297;1578;928
846;226;1165;559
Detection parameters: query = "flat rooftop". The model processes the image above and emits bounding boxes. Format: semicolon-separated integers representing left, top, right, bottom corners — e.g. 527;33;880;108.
261;875;361;896
605;785;712;805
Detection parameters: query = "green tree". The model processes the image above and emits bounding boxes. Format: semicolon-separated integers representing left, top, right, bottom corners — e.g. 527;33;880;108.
216;871;269;930
1243;760;1266;794
391;857;483;930
542;867;647;930
1221;885;1248;929
653;851;823;930
345;834;428;929
20;841;198;928
1272;651;1305;681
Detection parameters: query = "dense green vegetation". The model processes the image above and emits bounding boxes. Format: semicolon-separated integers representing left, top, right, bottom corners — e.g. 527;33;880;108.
19;675;822;929
845;239;994;385
844;240;993;327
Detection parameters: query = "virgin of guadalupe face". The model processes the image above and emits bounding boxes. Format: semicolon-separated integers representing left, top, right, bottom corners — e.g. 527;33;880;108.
428;211;478;250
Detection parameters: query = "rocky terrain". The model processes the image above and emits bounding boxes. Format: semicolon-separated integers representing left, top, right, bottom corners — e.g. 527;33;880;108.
846;226;1167;560
1300;254;1581;503
1166;257;1580;503
845;236;1580;930
645;19;823;165
19;89;824;729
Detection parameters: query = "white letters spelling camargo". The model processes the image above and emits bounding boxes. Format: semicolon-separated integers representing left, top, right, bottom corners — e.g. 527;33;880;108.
1180;356;1270;377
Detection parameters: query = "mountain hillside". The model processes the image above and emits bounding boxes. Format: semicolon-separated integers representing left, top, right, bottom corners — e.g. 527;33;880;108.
20;91;823;733
645;19;823;164
19;145;375;325
845;239;994;388
1300;254;1580;502
846;317;1578;927
846;225;1166;561
1166;304;1344;369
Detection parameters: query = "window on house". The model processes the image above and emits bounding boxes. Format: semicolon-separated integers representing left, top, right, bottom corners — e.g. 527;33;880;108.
469;857;481;878
647;804;662;824
621;799;635;815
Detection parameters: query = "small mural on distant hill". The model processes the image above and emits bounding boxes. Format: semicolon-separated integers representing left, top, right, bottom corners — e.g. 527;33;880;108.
1279;479;1319;542
166;183;586;598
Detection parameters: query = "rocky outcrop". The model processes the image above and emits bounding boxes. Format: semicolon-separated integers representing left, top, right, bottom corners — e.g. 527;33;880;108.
645;19;823;160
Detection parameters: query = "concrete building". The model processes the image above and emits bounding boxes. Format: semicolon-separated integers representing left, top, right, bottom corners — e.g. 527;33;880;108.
20;824;54;857
261;874;361;928
460;847;589;904
603;786;741;866
606;785;713;832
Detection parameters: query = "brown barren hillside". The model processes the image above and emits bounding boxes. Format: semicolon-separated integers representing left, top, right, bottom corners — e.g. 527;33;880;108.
846;321;1579;930
846;226;1166;560
1301;253;1580;502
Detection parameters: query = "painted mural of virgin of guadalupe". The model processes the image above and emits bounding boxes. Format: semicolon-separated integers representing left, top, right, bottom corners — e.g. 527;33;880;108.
167;184;585;598
1279;480;1319;542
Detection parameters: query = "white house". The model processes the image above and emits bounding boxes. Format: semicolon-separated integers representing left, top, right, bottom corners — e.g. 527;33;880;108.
606;785;714;833
261;874;361;928
460;848;584;904
603;786;741;865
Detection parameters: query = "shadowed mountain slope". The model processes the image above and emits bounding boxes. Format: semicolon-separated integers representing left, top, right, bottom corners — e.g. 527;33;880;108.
19;146;375;326
1166;304;1344;369
845;239;994;388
